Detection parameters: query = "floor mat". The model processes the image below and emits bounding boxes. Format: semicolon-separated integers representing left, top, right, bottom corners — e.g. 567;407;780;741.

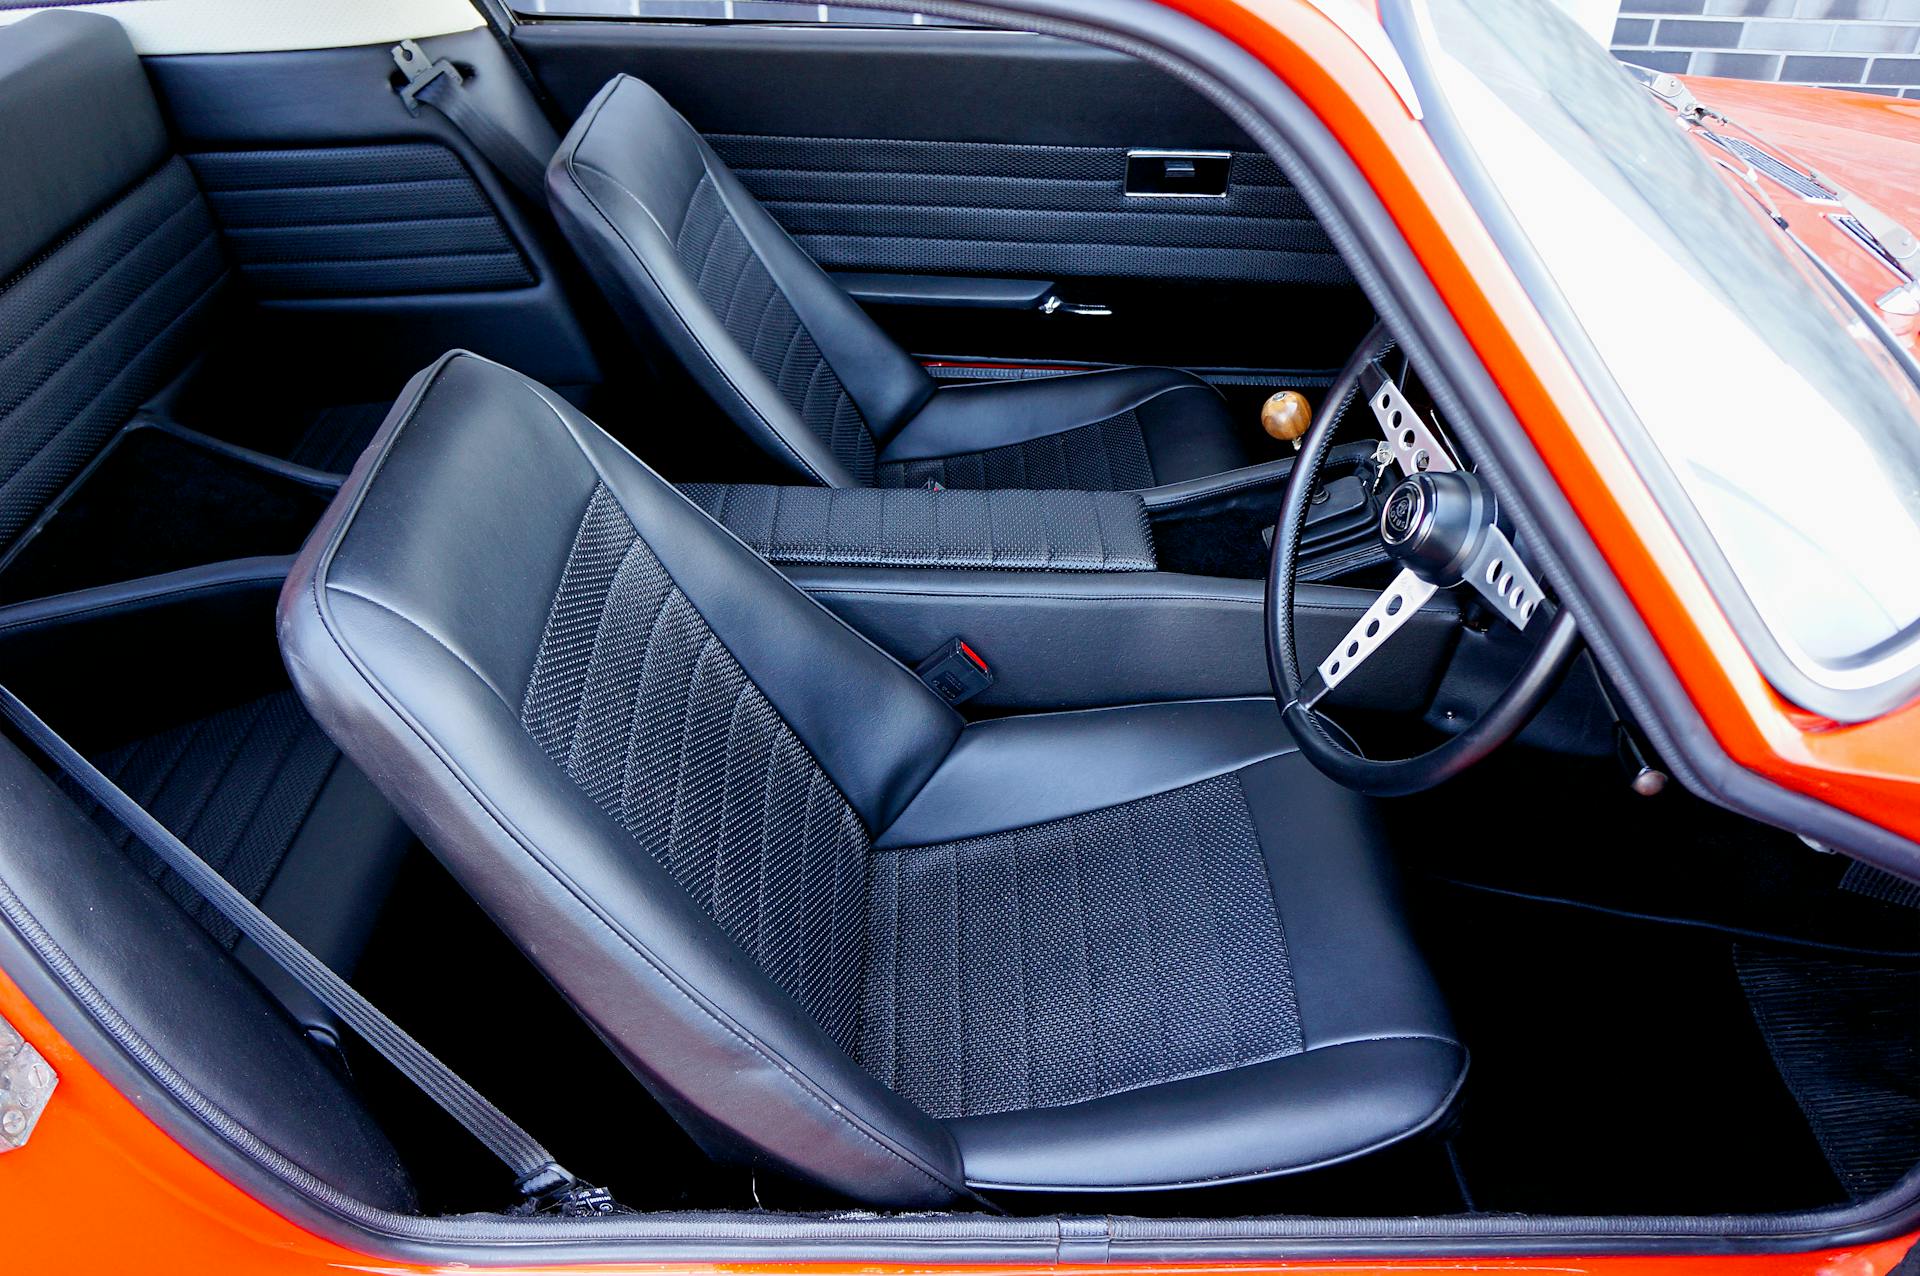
1842;860;1920;911
1737;946;1920;1199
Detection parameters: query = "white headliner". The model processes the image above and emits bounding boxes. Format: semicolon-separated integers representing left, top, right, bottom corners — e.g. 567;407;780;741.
0;0;482;54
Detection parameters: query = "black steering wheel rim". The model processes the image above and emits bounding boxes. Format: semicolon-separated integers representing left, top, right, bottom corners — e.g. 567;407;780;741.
1266;325;1583;797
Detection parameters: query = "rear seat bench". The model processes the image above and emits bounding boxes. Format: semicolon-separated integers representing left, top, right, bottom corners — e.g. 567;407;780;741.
0;11;412;1041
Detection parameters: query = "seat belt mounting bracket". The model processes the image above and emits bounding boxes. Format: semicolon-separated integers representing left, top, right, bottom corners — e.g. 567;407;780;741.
392;39;462;116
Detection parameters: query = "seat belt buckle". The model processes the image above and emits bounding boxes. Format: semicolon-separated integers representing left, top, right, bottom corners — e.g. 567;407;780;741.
916;638;993;705
511;1163;625;1217
391;39;462;116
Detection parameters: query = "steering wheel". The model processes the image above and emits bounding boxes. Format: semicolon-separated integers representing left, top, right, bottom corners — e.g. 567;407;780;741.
1267;324;1583;796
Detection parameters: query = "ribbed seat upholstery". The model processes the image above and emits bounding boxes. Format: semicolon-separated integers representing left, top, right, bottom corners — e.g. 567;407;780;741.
283;350;1466;1206
0;22;227;557
548;75;1252;492
680;483;1157;572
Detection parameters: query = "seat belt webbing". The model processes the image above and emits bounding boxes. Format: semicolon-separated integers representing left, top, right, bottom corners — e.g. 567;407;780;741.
0;683;616;1216
391;40;552;207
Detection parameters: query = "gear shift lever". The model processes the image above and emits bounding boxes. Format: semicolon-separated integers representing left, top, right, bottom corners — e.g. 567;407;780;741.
1261;390;1311;449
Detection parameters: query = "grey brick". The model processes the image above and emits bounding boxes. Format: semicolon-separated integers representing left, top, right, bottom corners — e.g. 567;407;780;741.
1657;16;1747;42
1692;50;1788;74
1831;22;1920;50
1614;15;1658;41
1878;0;1920;17
1797;0;1888;15
1782;52;1871;76
1620;0;1707;14
1867;53;1920;79
1707;0;1797;11
1622;48;1698;71
1740;18;1835;46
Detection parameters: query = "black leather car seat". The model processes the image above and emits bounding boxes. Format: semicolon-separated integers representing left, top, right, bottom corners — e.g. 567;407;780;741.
547;75;1252;491
281;351;1464;1206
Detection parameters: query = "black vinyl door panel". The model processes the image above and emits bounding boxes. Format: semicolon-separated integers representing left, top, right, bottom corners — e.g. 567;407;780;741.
140;30;600;400
514;22;1368;372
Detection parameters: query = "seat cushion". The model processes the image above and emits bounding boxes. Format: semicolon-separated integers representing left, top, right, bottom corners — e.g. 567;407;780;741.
284;352;1458;1203
870;700;1465;1191
861;770;1303;1122
63;688;414;1042
875;367;1249;491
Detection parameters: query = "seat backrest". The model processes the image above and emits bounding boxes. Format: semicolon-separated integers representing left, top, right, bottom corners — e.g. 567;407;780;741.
281;351;970;1206
0;11;226;557
548;75;935;488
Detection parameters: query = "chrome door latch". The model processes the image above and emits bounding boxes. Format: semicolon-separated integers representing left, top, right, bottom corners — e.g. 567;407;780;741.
1038;294;1113;317
0;1014;56;1153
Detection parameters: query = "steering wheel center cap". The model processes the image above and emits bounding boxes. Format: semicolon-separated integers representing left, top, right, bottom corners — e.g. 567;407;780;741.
1381;478;1427;547
1379;470;1491;583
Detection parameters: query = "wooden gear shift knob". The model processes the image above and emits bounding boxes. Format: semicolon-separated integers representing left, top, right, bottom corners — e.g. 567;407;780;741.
1261;390;1312;448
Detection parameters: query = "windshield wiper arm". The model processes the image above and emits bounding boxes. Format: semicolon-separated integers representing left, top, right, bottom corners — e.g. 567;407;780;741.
1813;171;1920;281
1622;62;1723;124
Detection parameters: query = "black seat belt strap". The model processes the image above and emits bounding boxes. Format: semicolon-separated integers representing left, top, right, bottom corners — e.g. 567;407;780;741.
391;39;552;207
0;684;617;1217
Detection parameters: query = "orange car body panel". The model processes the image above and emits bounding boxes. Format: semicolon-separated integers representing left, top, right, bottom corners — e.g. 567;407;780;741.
1680;75;1920;354
3;1;1918;1271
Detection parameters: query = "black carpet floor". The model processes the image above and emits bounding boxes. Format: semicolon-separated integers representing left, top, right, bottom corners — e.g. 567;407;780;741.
1411;883;1845;1214
1737;945;1920;1200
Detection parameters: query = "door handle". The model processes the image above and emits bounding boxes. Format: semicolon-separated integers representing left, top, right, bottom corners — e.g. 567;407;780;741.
1125;149;1231;198
1039;294;1113;317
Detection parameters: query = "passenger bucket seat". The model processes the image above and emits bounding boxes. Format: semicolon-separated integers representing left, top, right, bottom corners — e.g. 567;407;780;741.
547;76;1252;491
280;351;1464;1206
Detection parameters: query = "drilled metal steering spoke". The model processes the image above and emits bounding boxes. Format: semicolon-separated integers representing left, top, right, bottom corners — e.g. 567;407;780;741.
1463;524;1545;631
1296;568;1439;711
1367;374;1457;477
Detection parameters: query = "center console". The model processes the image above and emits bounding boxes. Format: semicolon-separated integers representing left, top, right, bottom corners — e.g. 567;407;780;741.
688;445;1460;714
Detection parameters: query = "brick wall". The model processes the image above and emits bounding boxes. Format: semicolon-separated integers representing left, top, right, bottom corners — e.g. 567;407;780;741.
1611;0;1920;96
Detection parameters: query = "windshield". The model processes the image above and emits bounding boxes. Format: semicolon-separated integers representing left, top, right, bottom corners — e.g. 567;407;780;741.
1411;0;1920;713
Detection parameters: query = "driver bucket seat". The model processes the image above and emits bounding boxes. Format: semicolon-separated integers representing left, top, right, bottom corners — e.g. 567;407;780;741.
279;351;1464;1205
547;76;1252;491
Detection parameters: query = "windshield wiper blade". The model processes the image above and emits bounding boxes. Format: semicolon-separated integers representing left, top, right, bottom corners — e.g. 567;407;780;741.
1813;171;1920;279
